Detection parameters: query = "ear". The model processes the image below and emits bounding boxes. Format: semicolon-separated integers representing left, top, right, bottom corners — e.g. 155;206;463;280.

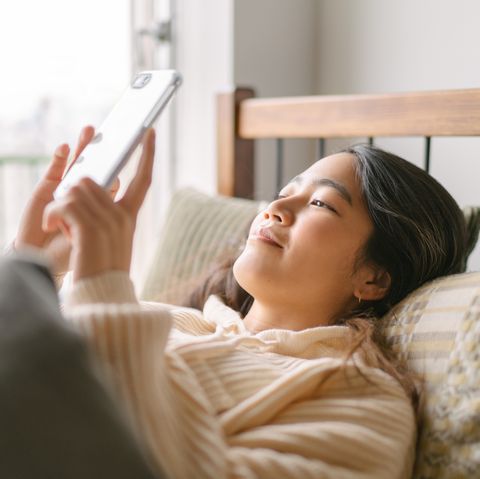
354;264;391;302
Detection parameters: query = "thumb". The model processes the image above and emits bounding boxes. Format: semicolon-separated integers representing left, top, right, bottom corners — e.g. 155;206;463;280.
42;200;63;233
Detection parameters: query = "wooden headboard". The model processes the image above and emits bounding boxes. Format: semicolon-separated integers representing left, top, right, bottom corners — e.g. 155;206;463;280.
216;87;480;199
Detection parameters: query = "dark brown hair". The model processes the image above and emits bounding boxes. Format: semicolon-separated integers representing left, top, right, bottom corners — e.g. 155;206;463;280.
347;144;469;318
186;144;474;413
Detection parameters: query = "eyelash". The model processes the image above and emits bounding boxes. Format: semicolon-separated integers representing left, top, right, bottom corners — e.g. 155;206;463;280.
274;194;337;214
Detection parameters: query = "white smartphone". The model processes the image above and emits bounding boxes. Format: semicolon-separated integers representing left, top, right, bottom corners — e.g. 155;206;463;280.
54;70;182;199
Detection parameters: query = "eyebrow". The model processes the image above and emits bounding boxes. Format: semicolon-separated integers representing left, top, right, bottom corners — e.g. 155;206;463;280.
290;175;353;205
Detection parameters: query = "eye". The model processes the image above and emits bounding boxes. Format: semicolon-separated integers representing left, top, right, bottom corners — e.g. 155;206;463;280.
310;198;337;214
273;192;287;200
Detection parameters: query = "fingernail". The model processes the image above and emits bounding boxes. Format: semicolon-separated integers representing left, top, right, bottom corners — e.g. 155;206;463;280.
81;125;94;140
147;130;156;145
56;144;70;158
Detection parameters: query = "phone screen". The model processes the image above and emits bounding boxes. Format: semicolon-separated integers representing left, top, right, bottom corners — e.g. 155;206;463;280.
55;70;181;199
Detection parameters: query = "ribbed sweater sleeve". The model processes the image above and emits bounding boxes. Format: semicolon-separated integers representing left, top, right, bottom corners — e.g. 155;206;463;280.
63;273;415;479
64;271;138;306
63;274;190;478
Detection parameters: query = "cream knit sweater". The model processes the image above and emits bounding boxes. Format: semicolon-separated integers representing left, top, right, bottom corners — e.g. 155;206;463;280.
63;272;416;479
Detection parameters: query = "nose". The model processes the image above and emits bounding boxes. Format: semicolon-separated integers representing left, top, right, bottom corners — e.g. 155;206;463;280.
262;198;293;225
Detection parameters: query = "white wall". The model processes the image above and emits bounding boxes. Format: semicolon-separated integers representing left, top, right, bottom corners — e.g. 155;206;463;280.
173;0;480;266
234;0;317;200
316;0;480;270
174;0;318;199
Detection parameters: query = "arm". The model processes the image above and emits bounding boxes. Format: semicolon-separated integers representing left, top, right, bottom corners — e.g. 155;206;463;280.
12;126;119;289
46;129;414;478
64;279;186;479
63;293;416;479
223;367;416;479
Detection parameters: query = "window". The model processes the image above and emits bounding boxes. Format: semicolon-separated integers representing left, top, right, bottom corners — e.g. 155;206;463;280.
0;0;131;243
0;0;175;286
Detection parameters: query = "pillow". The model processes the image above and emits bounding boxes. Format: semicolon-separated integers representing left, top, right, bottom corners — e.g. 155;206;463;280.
142;189;480;477
140;188;264;305
381;272;480;478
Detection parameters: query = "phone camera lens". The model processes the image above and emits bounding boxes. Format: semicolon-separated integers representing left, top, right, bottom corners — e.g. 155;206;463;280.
132;73;152;89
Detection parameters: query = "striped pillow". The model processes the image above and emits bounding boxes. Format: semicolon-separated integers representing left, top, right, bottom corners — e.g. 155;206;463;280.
140;188;263;305
381;272;480;478
142;190;480;477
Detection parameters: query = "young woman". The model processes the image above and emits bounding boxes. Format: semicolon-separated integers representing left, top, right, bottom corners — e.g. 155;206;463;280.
14;126;472;479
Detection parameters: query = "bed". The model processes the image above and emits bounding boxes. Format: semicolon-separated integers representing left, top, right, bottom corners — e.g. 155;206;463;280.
216;87;480;199
142;86;480;479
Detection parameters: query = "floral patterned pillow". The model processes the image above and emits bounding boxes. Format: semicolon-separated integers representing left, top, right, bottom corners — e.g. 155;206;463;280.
382;272;480;478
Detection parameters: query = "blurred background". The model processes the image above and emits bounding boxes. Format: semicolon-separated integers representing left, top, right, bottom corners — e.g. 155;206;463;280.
2;0;480;287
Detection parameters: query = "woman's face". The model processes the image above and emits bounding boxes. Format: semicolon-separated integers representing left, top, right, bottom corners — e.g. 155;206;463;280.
233;152;381;324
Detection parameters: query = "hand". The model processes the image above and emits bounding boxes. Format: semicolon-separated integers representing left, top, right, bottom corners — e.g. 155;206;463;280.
14;126;119;275
42;128;155;282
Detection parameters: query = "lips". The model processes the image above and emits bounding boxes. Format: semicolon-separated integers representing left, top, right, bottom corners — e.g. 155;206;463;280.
249;227;284;248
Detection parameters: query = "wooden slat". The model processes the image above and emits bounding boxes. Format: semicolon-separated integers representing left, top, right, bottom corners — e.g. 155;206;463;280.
217;88;255;198
238;88;480;139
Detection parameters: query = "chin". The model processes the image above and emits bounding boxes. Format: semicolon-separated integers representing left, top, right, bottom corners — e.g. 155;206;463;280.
233;248;275;298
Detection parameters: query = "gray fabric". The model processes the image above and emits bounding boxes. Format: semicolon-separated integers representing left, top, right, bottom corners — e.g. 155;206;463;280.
0;255;163;479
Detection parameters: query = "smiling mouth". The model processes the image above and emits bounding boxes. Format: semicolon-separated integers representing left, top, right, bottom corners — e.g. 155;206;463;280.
249;228;283;248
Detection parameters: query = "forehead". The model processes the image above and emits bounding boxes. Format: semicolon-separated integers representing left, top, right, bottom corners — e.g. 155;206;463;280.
304;152;357;179
299;152;361;196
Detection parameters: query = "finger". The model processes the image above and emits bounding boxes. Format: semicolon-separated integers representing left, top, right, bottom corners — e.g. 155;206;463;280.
74;178;122;229
62;125;96;179
43;201;100;282
42;143;70;182
77;180;134;273
72;125;95;161
120;128;156;215
109;177;120;200
42;178;115;235
42;196;92;234
58;220;72;241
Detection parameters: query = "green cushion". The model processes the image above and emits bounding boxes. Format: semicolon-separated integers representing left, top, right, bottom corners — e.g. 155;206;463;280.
140;188;263;305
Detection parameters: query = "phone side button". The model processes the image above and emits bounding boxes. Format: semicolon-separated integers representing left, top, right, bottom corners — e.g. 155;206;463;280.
91;132;103;144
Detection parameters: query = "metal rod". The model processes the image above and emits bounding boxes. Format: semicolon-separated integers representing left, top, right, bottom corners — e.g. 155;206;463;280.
317;138;325;160
368;137;374;146
424;136;431;173
276;139;284;193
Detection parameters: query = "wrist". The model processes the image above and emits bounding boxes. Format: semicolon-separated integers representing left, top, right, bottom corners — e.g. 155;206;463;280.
64;270;138;308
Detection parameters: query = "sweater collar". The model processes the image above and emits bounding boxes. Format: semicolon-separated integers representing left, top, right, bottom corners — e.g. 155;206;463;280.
203;295;355;359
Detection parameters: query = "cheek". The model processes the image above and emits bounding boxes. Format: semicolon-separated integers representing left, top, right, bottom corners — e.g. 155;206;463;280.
233;213;369;297
248;213;263;234
289;219;362;277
